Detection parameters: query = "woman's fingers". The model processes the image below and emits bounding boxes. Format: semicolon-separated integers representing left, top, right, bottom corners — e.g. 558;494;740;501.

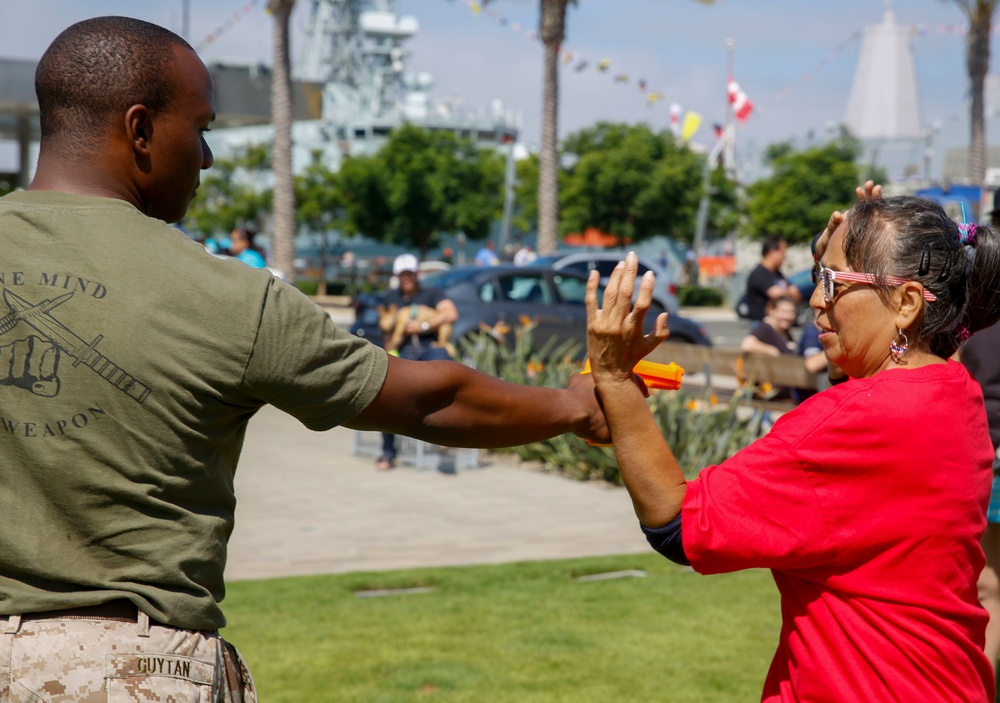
610;253;639;319
585;268;601;320
856;180;883;201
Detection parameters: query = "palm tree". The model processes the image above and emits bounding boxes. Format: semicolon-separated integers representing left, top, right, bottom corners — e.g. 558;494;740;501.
268;0;297;281
946;0;1000;188
535;0;576;255
484;0;575;256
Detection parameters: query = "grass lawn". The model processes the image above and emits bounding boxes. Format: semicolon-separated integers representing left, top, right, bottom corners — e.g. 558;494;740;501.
222;553;780;702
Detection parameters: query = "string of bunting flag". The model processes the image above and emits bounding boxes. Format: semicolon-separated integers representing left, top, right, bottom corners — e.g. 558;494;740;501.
195;0;261;53
753;29;862;117
442;0;983;139
448;0;737;141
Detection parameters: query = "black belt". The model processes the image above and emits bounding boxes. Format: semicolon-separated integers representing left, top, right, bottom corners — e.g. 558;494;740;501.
16;599;143;623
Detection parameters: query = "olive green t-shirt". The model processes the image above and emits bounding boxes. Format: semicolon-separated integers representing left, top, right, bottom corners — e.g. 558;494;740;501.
0;191;388;630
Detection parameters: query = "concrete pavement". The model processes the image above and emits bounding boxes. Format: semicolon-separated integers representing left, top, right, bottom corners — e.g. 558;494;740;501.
224;304;732;583
225;404;648;581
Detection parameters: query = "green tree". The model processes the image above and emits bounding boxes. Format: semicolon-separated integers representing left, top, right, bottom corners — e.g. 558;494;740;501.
512;152;540;234
943;0;999;187
486;0;715;255
184;143;272;239
295;151;344;296
338;125;504;258
268;0;297;280
559;122;737;245
744;129;881;243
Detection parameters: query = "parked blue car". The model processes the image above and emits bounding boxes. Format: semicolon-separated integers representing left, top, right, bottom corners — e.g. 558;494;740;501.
350;265;712;354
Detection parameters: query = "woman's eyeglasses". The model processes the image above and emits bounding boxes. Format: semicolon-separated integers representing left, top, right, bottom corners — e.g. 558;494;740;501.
814;263;937;303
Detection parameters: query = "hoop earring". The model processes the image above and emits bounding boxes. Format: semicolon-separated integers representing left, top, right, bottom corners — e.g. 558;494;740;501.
889;328;909;363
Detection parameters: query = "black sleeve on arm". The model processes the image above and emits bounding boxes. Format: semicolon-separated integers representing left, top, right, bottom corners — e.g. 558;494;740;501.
641;515;690;566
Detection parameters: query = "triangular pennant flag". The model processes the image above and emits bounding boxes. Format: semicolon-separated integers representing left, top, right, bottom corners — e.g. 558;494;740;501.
681;111;703;142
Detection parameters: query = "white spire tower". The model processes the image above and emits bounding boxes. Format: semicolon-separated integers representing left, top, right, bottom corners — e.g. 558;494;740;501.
844;0;922;139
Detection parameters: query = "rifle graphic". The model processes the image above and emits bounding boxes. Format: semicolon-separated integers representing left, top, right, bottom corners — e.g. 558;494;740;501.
2;288;152;404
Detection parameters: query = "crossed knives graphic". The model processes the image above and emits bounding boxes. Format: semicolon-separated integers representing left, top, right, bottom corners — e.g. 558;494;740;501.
0;288;151;404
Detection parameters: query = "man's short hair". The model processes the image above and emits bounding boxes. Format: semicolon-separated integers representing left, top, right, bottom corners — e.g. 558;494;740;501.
35;16;193;152
761;236;786;258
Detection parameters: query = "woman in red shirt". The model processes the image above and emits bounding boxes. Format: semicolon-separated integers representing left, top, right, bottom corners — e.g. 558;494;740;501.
586;187;1000;701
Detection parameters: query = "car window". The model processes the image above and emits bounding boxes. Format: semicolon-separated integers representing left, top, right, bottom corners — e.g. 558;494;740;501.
594;261;619;278
553;274;588;305
560;261;590;275
498;274;552;304
478;280;498;303
553;274;605;306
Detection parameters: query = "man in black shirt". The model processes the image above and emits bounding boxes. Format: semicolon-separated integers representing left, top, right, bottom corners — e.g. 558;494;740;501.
744;236;801;328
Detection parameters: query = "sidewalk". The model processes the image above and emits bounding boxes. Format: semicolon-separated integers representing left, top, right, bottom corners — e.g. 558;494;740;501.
225;404;648;582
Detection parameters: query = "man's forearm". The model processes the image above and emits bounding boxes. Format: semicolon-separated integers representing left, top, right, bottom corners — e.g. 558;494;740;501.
345;356;599;446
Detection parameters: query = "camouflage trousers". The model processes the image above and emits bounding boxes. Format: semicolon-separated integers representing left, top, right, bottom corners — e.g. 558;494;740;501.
0;607;256;702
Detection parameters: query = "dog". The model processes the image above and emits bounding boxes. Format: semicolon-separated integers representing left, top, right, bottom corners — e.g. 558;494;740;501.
377;303;455;357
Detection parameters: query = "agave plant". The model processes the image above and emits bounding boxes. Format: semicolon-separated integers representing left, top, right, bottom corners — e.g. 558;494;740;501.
460;321;766;483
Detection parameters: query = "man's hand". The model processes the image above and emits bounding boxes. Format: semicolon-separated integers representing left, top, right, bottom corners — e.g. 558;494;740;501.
565;372;610;444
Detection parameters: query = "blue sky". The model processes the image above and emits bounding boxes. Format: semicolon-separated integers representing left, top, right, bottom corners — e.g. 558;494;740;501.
0;0;985;173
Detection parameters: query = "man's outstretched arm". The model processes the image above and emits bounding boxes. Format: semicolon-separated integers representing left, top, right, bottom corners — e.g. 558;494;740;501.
344;355;611;447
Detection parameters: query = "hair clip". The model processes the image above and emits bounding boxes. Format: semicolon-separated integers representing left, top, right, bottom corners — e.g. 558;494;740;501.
956;324;973;342
918;242;931;276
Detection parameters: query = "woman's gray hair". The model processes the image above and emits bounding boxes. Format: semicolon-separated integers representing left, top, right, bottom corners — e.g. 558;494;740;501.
841;196;1000;358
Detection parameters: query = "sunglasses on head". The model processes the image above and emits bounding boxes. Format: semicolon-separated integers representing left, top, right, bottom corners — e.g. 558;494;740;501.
814;263;937;303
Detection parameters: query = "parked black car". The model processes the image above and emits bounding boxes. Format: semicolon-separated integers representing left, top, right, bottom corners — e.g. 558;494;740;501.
349;265;712;354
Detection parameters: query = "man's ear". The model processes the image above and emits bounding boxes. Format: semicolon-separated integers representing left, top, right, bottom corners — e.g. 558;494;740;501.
894;282;926;331
125;105;152;155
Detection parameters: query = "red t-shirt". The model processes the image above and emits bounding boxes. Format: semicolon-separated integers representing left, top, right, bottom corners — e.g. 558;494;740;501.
683;360;995;702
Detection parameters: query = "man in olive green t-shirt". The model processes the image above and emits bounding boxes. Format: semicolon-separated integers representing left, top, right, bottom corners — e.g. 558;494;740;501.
0;16;618;701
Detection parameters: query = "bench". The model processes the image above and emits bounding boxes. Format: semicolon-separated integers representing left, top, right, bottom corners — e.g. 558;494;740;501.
645;341;827;412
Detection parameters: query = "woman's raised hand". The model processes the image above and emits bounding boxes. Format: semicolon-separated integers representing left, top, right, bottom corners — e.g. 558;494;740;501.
814;180;884;261
585;252;670;389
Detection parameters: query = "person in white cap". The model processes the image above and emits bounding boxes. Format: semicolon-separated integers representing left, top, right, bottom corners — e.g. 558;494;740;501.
376;254;460;469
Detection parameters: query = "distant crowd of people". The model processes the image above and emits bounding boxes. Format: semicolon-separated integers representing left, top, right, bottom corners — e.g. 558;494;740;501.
200;227;268;269
739;235;846;403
